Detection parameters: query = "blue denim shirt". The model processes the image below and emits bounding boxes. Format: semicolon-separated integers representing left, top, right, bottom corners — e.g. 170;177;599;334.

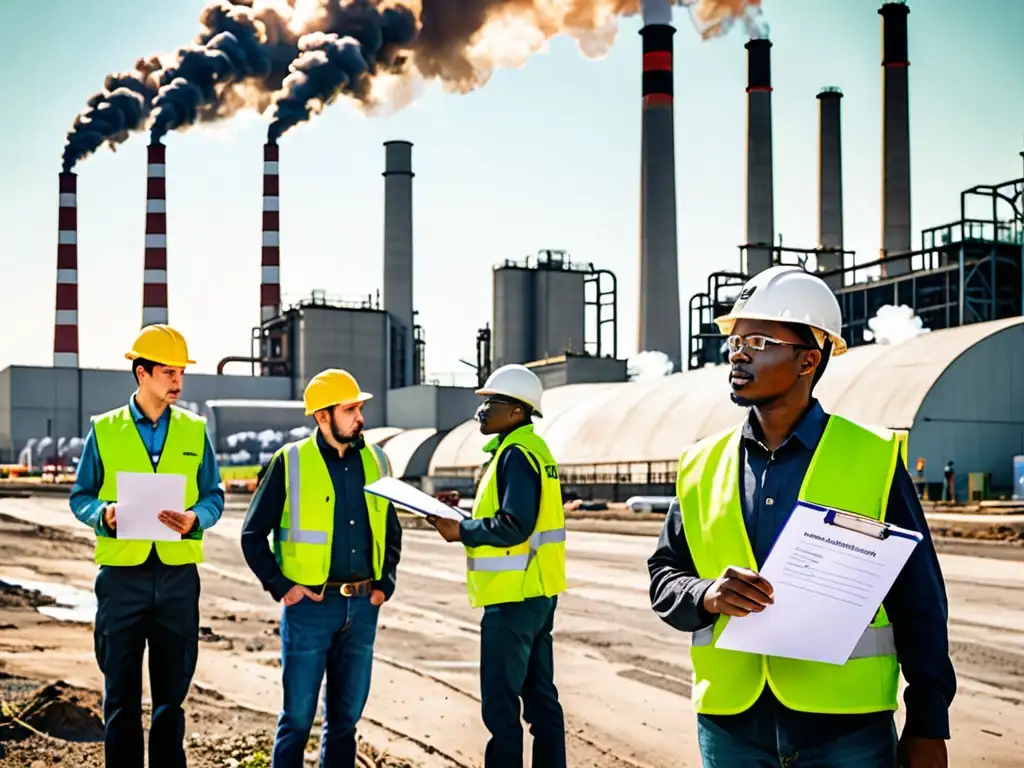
648;401;956;743
69;395;225;536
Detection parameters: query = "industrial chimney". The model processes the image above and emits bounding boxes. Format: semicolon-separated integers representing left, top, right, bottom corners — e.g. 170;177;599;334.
53;172;79;368
382;140;414;388
637;0;682;371
817;87;844;287
261;142;282;323
879;1;911;274
142;142;169;327
744;37;774;276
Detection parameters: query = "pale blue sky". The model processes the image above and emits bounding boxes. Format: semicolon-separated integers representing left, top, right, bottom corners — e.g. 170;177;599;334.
1;1;1021;386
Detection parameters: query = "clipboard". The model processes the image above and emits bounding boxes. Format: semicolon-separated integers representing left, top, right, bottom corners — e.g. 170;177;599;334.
363;476;469;521
714;500;922;664
804;501;922;543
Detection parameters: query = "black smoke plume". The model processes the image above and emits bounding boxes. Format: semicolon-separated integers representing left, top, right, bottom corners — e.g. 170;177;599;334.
268;3;416;140
61;58;162;172
62;0;762;168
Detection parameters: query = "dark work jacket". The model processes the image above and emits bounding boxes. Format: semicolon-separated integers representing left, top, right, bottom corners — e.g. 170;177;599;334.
647;401;956;745
240;432;402;601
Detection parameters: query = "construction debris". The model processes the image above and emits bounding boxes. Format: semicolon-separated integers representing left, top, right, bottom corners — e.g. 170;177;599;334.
0;581;57;610
0;677;418;768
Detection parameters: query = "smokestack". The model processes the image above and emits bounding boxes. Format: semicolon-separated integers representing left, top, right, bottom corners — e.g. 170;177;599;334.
142;142;169;327
261;142;281;323
54;173;79;368
637;0;682;371
383;140;414;388
744;37;774;276
879;1;911;273
817;87;844;287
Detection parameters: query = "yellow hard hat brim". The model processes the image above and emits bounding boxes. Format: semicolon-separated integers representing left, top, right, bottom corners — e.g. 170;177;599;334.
125;352;196;367
303;390;373;416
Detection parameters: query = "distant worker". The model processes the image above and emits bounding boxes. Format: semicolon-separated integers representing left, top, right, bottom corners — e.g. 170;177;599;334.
914;457;927;500
239;368;402;768
944;460;956;503
69;324;225;768
426;364;567;768
646;266;956;767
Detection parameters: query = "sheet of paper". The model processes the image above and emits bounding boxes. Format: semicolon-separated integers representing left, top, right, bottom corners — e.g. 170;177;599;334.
714;503;922;665
364;476;469;521
115;472;186;542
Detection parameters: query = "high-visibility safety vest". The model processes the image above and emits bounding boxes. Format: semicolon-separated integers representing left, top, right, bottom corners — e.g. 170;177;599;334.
465;425;567;609
92;404;208;567
274;434;392;586
678;414;902;716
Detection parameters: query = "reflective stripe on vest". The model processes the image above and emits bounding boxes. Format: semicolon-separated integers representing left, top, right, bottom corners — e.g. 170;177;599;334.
691;623;897;659
464;424;567;608
466;528;567;572
677;414;902;716
276;435;391;586
92;404;208;567
280;442;328;546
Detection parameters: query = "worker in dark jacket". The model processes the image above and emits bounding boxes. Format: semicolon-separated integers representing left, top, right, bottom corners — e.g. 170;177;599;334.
240;369;402;768
649;267;955;768
427;364;567;768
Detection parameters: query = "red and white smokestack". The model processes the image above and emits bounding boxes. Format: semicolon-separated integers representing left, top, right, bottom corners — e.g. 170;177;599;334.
637;0;682;371
744;37;774;276
817;87;845;286
879;1;911;274
53;172;79;368
142;142;169;327
261;142;281;323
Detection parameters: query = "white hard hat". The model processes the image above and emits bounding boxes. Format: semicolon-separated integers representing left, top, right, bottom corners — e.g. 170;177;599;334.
714;265;847;355
475;364;545;417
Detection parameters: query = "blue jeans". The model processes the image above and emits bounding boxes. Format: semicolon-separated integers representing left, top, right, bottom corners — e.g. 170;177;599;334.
272;593;380;768
697;711;898;768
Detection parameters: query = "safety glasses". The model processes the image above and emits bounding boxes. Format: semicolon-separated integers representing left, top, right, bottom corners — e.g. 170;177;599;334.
726;334;818;354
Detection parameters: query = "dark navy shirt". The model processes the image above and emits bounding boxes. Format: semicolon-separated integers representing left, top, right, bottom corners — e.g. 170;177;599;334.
459;433;542;550
648;400;957;745
240;431;402;602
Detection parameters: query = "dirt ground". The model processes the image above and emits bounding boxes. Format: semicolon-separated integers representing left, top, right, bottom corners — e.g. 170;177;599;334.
1;496;1023;767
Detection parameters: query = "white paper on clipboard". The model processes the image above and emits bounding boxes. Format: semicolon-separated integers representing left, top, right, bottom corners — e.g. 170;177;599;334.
364;476;469;521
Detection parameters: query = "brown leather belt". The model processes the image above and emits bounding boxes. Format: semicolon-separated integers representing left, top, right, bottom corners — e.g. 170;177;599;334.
318;579;372;598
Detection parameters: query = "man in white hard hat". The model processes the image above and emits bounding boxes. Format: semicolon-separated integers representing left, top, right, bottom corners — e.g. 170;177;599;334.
426;364;568;768
647;266;955;767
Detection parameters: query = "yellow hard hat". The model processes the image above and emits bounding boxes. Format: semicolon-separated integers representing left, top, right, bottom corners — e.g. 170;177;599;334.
125;324;195;367
303;369;373;416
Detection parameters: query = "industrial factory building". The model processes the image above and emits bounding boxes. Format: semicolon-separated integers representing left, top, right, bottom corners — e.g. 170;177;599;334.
2;1;1022;501
422;317;1024;501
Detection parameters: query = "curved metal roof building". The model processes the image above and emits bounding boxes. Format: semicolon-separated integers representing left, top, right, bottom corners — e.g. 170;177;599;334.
410;317;1024;493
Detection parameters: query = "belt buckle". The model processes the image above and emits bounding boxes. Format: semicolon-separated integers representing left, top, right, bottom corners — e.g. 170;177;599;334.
340;582;356;597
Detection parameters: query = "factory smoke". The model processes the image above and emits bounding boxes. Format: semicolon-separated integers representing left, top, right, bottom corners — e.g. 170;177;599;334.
62;0;765;167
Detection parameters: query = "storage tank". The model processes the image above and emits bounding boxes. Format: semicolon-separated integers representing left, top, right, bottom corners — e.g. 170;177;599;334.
493;265;534;367
534;259;586;359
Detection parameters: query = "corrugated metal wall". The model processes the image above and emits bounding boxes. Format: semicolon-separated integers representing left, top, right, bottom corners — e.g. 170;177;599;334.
0;366;291;460
911;323;1024;494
